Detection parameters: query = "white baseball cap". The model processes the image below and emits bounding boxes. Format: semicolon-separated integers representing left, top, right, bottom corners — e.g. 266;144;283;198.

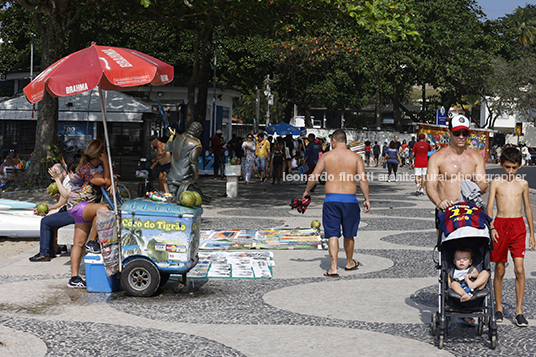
451;115;470;132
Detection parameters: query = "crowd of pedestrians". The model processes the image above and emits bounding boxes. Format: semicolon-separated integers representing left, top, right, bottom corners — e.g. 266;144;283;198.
491;143;533;166
213;130;331;187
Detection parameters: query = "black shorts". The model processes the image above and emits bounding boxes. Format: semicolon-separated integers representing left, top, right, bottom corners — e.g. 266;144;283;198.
273;155;284;166
160;163;171;174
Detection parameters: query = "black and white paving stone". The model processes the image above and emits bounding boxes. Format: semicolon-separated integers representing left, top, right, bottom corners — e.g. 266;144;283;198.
1;173;536;356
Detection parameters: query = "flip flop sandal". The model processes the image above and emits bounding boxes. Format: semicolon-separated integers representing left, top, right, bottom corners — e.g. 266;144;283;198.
323;271;339;277
345;259;360;271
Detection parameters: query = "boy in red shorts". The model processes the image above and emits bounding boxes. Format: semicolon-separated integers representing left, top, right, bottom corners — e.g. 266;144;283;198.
487;147;535;327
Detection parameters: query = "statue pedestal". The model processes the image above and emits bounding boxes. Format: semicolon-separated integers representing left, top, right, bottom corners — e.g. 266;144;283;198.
225;164;241;198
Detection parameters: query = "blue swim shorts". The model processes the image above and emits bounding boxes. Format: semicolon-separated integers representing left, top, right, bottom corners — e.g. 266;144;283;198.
322;193;361;239
68;202;92;223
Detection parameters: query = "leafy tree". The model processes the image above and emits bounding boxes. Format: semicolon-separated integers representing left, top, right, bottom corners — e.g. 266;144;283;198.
482;55;536;129
0;4;39;74
141;0;420;129
357;0;490;130
2;0;99;182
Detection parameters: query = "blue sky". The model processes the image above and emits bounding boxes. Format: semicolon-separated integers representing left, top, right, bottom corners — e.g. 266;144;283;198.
477;0;534;19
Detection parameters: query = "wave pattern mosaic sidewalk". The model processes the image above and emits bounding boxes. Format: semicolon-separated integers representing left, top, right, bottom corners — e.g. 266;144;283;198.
1;168;536;356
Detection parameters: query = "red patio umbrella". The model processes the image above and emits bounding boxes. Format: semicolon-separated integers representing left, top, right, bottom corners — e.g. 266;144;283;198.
24;42;174;213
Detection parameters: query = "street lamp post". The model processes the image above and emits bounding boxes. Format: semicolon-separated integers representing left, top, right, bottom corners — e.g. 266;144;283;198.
212;34;219;137
29;32;35;79
264;75;273;126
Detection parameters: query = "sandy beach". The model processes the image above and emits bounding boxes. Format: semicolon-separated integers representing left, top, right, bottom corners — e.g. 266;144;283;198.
0;239;39;261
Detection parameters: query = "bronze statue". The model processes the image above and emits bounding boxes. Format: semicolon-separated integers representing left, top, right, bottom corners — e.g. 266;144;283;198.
166;122;209;203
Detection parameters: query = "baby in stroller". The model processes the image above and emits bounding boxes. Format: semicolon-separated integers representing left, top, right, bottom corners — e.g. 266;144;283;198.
432;202;498;349
448;246;488;303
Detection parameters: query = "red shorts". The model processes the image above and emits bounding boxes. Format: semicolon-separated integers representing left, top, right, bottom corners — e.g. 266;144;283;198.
490;217;527;262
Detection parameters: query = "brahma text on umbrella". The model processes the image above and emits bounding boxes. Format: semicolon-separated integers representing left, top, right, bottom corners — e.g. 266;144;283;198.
65;82;89;94
102;49;133;67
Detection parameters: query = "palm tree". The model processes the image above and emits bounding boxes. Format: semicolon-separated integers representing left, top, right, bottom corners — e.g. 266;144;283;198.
122;227;144;256
507;7;536;49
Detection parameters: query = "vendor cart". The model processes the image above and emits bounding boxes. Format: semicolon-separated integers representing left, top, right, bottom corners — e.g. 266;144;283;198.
120;198;202;297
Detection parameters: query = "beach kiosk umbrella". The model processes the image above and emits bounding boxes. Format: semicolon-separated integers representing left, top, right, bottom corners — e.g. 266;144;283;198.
265;122;302;136
23;42;174;213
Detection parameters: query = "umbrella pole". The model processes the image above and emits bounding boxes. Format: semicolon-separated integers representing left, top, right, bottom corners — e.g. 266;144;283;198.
98;87;123;273
98;88;118;214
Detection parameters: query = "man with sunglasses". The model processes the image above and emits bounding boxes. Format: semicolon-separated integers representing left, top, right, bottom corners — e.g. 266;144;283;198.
426;115;487;214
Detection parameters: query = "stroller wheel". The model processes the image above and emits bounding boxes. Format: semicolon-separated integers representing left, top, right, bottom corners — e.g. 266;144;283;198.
431;313;438;336
477;318;483;336
438;335;445;349
490;334;497;349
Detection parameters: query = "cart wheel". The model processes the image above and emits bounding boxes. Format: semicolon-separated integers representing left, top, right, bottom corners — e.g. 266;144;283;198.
159;272;170;287
121;259;160;297
477;318;483;336
490;334;497;349
431;313;438;336
438;335;445;349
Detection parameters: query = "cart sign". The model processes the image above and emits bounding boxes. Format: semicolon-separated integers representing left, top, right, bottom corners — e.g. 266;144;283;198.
120;200;202;273
436;107;447;126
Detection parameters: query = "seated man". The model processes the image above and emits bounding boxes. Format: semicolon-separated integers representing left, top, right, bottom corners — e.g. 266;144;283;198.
30;162;78;261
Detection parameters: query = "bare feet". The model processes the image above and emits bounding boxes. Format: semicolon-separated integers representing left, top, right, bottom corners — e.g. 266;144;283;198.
465;275;476;289
460;293;472;302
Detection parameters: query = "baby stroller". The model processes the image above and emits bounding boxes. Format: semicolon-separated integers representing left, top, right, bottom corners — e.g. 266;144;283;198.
431;202;498;349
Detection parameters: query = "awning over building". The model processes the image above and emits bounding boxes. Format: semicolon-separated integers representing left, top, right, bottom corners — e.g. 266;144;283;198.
0;88;156;122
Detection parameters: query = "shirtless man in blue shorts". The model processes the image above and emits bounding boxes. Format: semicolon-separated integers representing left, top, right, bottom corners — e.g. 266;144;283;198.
303;129;371;277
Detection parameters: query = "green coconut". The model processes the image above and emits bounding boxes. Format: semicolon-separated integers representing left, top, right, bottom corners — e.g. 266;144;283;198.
47;182;59;195
192;191;202;207
180;191;196;208
37;203;49;214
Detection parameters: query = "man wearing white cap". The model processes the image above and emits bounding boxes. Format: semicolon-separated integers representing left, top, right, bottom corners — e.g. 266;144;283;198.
426;115;487;211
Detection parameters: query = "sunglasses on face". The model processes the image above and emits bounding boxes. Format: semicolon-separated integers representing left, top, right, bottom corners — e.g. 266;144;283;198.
452;130;470;137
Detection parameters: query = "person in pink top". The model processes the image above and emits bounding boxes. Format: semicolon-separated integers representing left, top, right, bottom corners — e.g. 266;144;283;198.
411;133;431;195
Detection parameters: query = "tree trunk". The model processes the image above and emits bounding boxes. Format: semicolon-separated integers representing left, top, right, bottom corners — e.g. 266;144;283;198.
420;82;426;122
304;106;312;128
186;31;201;130
28;17;64;182
393;81;402;132
283;102;293;123
194;26;214;127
